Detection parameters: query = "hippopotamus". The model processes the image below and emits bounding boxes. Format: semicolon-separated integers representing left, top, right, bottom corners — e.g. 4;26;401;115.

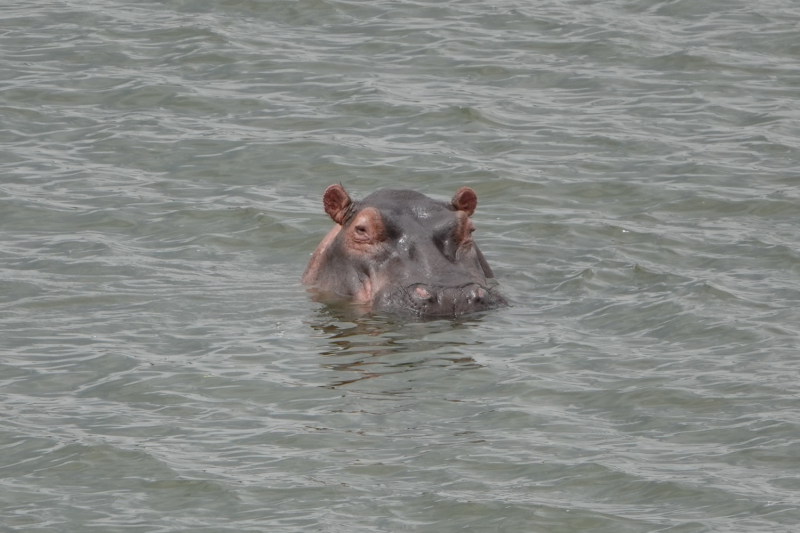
302;184;507;317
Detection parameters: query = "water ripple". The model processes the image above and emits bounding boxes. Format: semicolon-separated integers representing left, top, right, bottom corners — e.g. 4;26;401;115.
2;0;800;531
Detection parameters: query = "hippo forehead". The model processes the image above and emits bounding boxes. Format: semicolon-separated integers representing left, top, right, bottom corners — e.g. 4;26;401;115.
356;189;454;227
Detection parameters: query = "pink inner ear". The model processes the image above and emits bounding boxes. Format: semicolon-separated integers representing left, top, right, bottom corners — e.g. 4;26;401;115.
452;187;477;216
323;184;351;224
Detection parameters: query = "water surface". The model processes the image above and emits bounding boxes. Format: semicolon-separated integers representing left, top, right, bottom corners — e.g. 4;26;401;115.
2;0;800;531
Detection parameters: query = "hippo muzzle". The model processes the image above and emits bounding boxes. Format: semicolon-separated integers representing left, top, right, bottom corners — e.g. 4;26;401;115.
373;283;507;317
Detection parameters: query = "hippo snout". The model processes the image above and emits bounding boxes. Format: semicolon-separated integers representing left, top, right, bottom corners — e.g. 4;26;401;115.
375;283;507;317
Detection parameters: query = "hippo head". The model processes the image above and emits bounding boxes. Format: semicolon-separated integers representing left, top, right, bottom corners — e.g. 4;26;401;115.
302;185;507;317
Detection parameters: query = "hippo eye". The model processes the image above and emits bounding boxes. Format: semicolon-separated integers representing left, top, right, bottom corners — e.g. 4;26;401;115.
466;221;476;239
353;224;371;242
349;207;385;245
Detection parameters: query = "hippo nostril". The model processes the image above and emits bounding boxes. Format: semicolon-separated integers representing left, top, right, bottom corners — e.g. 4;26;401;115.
415;286;430;299
465;285;486;305
412;285;438;305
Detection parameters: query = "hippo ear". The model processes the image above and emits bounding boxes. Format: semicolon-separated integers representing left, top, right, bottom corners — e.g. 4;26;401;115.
451;187;477;217
323;184;352;225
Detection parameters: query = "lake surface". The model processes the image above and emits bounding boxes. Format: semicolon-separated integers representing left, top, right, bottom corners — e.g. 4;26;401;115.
2;0;800;531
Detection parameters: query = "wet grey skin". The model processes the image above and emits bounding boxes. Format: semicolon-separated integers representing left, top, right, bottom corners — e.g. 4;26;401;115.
303;186;507;318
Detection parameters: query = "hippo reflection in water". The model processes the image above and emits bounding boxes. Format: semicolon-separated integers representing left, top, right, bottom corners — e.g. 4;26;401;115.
302;185;507;317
